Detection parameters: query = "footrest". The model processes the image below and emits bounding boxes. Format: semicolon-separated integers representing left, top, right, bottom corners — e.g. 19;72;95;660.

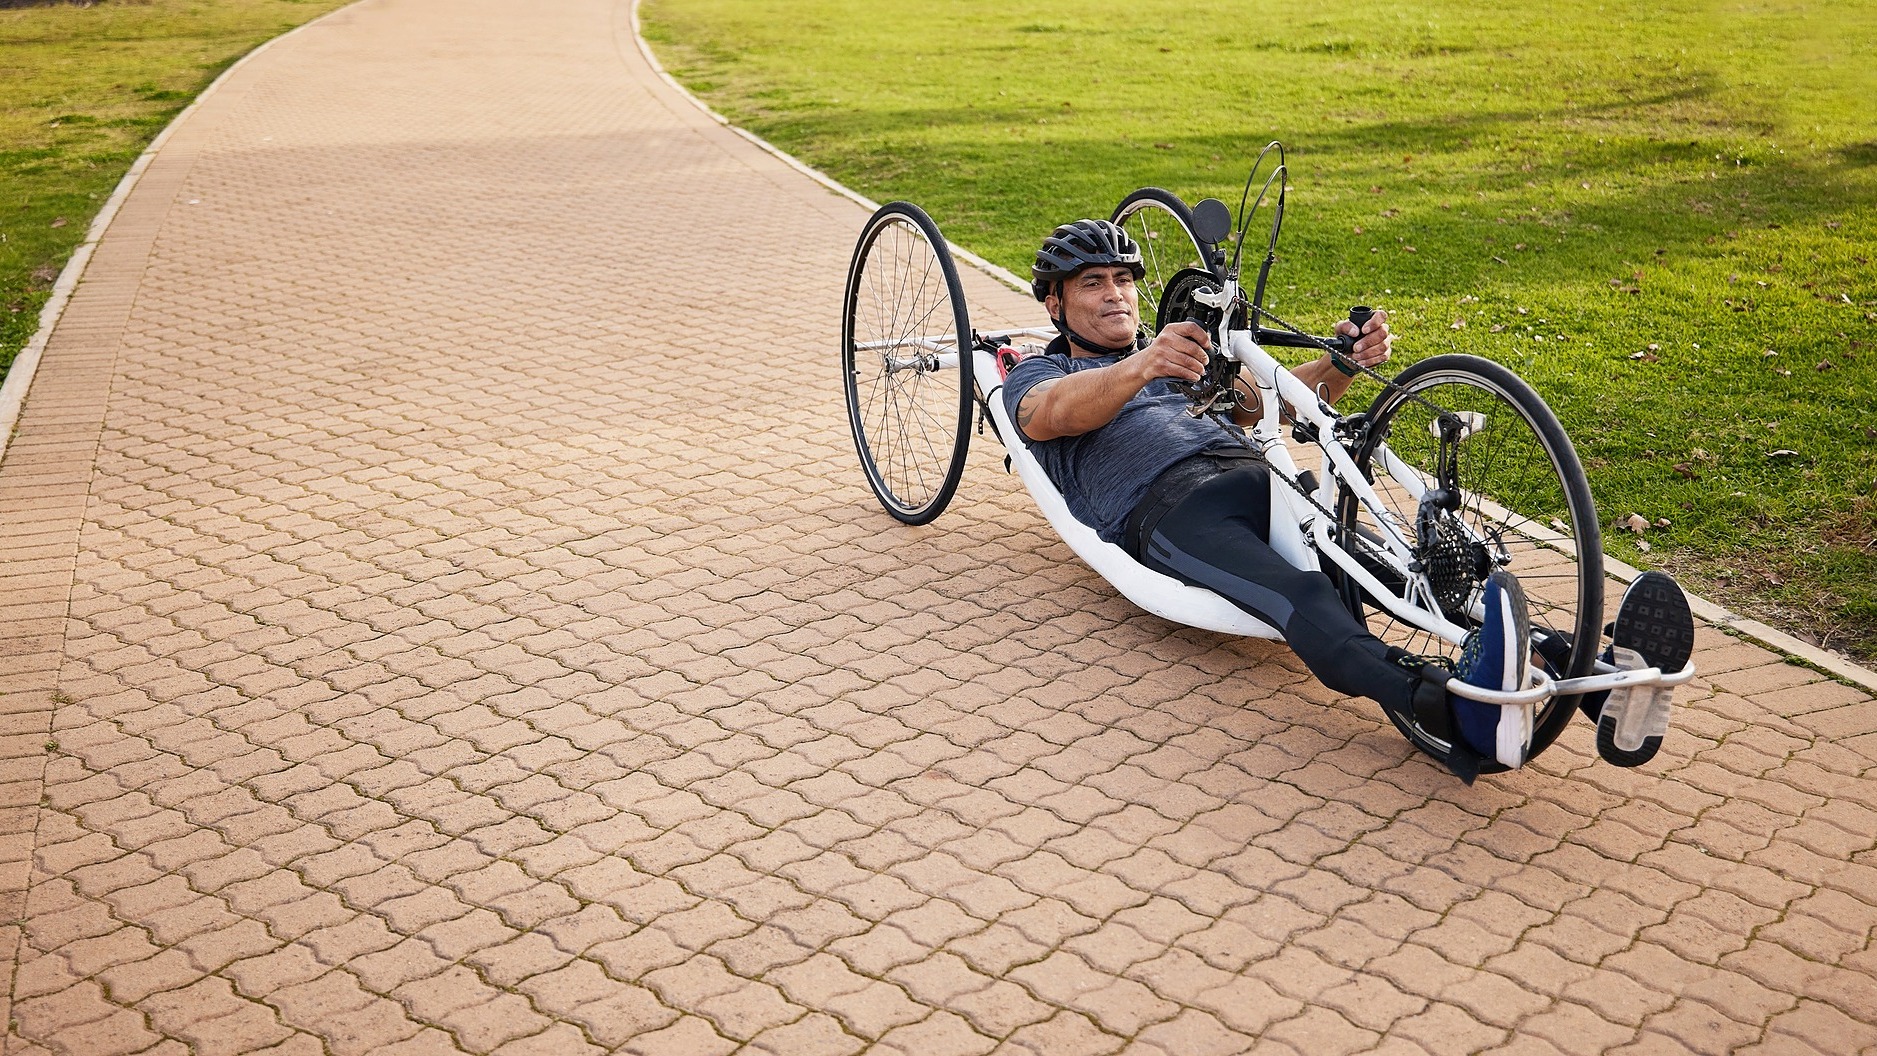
1597;645;1674;766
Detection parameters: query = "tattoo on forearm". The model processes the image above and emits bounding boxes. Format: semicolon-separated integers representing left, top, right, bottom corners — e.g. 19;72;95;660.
1016;378;1059;430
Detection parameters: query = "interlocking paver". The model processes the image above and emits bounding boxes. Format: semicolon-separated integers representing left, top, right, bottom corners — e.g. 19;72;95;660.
874;1010;998;1056
3;0;1876;1054
1262;1005;1382;1056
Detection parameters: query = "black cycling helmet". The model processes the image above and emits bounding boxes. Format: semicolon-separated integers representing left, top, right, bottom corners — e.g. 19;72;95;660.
1030;219;1145;301
1032;219;1148;355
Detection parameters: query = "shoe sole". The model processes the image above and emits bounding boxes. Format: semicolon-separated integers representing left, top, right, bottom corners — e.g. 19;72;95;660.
1597;571;1695;768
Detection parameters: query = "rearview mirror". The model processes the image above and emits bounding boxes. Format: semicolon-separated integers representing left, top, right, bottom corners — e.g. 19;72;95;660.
1192;198;1233;244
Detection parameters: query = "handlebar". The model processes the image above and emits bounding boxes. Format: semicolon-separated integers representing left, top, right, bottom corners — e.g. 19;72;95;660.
1251;328;1339;351
1174;292;1376;416
1244;305;1371;374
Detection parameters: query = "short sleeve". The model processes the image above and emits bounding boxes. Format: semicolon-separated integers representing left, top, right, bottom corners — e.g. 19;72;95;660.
1001;353;1069;443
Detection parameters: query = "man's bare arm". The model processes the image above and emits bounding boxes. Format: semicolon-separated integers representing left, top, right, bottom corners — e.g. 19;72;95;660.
1015;366;1150;441
1016;322;1211;441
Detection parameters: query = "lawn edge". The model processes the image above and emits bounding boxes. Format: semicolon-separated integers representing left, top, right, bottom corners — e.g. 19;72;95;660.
0;0;368;467
623;0;1030;295
629;0;1877;694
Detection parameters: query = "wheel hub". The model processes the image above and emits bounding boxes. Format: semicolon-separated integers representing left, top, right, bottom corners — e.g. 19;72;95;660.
881;349;942;375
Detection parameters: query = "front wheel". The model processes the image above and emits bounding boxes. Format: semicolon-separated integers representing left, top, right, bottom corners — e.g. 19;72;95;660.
841;202;973;524
1338;354;1604;762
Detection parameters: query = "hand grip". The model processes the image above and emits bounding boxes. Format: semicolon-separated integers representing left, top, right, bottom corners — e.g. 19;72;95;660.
1183;301;1223;334
1333;305;1374;376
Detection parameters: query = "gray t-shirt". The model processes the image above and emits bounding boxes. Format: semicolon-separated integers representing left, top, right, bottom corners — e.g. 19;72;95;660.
1003;338;1245;543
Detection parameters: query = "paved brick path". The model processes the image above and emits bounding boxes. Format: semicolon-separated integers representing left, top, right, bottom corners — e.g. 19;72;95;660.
3;0;1875;1053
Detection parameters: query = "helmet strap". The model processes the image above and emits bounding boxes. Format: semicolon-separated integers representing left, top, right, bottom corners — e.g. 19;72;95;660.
1059;320;1141;357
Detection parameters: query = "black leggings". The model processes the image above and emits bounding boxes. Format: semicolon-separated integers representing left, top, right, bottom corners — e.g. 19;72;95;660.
1127;459;1422;718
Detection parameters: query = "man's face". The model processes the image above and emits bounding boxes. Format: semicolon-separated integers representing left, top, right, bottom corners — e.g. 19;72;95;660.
1047;265;1139;350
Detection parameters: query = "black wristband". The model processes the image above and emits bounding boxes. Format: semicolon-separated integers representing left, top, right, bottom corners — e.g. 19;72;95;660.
1331;351;1359;377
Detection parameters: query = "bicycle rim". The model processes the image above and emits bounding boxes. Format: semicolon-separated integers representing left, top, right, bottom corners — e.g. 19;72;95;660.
841;203;973;524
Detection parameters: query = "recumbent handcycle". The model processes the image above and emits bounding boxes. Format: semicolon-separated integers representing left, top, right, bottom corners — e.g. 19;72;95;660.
838;147;1694;776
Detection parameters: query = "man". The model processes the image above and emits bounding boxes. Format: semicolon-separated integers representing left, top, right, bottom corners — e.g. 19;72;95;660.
1003;219;1694;780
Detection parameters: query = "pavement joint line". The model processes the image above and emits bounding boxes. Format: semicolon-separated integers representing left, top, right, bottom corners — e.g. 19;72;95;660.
0;0;368;470
628;0;1877;697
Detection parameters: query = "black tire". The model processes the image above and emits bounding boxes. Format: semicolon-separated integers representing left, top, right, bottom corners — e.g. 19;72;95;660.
1339;354;1604;763
841;202;974;525
1110;188;1223;332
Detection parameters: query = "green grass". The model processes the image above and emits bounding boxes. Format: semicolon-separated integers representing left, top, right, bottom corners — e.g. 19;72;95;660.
1;0;352;382
644;0;1877;661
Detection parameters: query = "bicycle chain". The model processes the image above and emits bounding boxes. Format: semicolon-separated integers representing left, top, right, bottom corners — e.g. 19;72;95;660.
975;317;1445;575
1191;403;1398;572
1195;308;1524;631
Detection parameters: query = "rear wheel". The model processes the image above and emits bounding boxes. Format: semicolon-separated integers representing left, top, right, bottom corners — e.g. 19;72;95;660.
1339;354;1603;762
1111;188;1221;331
841;202;973;524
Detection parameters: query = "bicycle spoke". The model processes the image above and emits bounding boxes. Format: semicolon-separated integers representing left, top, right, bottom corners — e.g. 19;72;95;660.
1113;191;1213;333
888;370;944;500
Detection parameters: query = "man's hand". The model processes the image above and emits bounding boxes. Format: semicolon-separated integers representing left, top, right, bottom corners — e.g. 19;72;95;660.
1332;309;1392;373
1129;321;1210;384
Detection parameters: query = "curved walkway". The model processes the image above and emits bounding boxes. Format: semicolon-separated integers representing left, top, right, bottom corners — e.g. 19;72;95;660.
1;1;1874;1053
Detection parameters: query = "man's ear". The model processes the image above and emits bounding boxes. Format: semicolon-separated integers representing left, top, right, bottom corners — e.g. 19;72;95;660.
1043;288;1061;318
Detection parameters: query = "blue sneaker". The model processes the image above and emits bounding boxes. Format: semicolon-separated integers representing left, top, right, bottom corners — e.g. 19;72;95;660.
1451;571;1534;769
